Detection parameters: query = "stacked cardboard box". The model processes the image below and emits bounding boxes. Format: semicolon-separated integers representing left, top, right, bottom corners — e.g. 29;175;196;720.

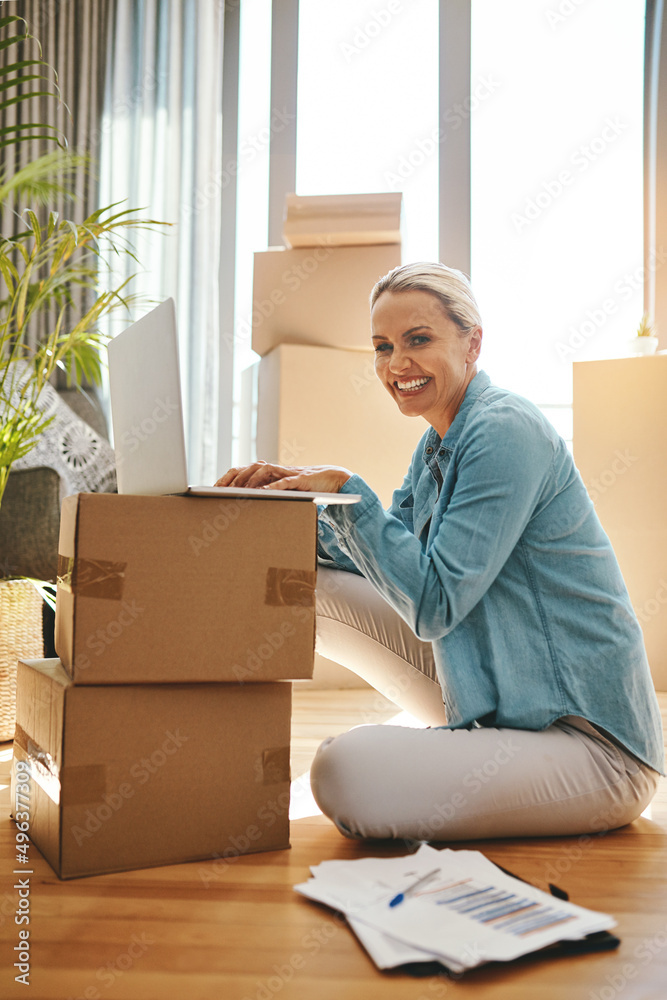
248;192;427;508
256;344;428;507
251;241;402;356
282;192;403;249
12;492;317;878
573;355;667;691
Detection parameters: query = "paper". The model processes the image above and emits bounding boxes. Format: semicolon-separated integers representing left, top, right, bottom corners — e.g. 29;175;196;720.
294;844;616;972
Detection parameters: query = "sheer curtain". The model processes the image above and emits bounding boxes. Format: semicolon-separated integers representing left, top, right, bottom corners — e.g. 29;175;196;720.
99;0;226;484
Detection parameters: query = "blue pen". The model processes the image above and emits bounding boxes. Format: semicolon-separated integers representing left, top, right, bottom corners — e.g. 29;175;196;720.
389;868;440;907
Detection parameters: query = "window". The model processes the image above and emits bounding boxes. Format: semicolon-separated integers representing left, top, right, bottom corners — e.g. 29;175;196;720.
471;0;646;439
296;0;439;263
232;1;646;454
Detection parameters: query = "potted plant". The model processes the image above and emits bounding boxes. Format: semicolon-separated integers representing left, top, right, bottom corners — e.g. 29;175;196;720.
0;204;158;506
628;313;660;356
0;15;163;510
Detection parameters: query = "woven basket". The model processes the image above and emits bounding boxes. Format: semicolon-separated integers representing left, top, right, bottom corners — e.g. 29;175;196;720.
0;579;44;742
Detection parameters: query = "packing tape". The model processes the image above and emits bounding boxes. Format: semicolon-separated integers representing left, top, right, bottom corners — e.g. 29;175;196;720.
265;568;316;608
57;554;126;600
13;724;61;806
261;747;291;785
14;725;108;806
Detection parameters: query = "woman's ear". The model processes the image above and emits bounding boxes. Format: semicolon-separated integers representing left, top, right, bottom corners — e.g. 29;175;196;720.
466;326;483;363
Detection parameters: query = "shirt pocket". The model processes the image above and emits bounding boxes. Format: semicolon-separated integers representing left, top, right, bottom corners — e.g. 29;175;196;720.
397;495;415;531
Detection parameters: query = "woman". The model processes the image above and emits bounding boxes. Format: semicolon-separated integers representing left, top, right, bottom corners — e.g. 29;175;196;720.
217;262;663;843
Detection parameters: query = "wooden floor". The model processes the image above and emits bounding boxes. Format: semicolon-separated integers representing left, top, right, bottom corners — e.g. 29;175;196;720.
1;688;667;1000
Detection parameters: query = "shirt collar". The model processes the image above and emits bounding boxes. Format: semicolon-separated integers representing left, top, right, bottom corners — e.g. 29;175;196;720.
422;370;491;457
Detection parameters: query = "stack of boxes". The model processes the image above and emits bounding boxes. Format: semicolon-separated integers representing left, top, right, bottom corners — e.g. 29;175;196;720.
247;192;429;507
11;491;318;878
573;355;667;691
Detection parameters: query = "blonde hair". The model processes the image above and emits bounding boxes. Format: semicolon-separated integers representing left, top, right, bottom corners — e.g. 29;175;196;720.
370;262;482;335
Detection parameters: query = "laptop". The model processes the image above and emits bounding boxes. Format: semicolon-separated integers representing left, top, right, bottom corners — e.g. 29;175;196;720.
107;298;360;505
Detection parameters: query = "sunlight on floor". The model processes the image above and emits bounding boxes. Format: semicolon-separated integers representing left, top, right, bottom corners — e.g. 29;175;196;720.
382;710;427;729
289;771;319;820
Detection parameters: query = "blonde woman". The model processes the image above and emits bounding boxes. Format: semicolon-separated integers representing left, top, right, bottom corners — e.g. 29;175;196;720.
217;262;663;843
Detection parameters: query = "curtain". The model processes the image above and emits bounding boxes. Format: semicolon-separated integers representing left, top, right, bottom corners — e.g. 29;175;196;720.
645;0;667;347
0;0;112;359
99;0;225;485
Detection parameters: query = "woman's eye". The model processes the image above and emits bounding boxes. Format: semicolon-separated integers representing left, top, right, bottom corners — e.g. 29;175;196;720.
374;343;391;353
411;335;429;346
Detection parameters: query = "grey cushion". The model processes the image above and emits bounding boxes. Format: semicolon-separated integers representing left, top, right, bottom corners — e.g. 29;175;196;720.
0;467;61;581
0;388;112;582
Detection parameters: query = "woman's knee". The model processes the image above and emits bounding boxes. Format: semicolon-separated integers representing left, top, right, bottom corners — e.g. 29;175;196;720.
310;732;357;818
310;726;424;840
310;728;384;836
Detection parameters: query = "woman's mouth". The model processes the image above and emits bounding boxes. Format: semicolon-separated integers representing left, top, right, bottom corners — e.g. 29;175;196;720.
395;376;432;395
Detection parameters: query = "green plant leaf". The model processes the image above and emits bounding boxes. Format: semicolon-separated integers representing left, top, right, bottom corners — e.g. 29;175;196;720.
0;72;54;94
23;210;43;248
0;58;51;77
0;15;29;31
0;89;62;112
0;35;31;55
0;149;84;205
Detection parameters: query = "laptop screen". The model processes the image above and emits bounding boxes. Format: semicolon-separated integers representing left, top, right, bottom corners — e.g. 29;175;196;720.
108;298;190;496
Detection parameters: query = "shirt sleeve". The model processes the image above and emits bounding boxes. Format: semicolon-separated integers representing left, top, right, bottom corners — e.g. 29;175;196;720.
316;441;422;574
316;511;363;574
319;403;556;641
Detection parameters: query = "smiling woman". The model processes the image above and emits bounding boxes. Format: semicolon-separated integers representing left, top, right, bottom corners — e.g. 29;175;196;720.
217;261;664;845
370;263;482;436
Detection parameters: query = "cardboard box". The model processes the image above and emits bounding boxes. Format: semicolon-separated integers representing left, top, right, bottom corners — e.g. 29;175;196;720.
251;243;401;356
55;493;317;684
573;355;667;690
256;344;428;508
11;659;292;878
283;192;402;248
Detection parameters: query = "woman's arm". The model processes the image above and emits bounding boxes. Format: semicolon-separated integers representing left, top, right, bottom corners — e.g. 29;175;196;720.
319;403;556;641
215;459;362;573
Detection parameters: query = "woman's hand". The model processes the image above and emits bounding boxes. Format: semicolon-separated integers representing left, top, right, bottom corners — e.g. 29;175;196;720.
215;460;352;493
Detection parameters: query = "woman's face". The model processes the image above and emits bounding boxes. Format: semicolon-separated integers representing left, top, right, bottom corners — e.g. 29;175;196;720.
371;289;482;437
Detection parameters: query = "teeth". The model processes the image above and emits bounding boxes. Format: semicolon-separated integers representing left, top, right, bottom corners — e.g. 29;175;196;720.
397;377;430;391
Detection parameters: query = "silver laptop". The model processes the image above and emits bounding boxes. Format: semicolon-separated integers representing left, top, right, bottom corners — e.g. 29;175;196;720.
107;298;360;505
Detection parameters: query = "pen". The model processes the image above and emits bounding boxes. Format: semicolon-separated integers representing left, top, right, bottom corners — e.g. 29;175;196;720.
389;867;440;907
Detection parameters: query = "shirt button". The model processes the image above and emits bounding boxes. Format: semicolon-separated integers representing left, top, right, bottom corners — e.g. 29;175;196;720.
425;446;434;455
438;449;444;456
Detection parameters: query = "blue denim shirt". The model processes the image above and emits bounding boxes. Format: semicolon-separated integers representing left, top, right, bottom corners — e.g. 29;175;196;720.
318;371;664;774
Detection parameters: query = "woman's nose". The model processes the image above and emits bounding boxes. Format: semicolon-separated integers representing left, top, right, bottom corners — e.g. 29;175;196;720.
388;349;411;374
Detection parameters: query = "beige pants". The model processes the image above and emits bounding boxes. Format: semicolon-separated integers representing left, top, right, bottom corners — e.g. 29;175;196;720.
312;567;660;841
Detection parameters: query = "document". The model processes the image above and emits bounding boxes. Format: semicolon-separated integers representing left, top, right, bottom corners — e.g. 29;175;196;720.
294;844;616;972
